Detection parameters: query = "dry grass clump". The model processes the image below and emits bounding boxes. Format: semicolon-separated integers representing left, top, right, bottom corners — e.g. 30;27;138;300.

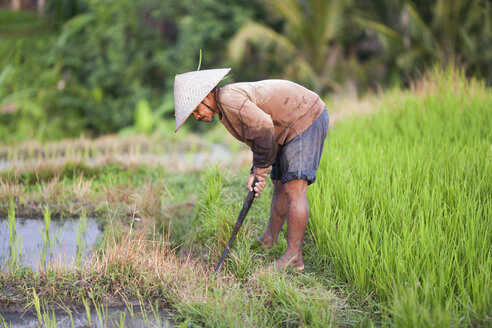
0;178;24;202
409;67;487;100
90;231;207;301
0;226;207;309
326;94;383;127
131;179;164;221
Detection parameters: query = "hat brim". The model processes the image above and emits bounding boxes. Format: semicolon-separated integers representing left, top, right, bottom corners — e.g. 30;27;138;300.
174;68;231;132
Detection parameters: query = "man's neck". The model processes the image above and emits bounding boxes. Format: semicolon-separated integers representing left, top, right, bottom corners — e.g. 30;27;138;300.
210;89;220;114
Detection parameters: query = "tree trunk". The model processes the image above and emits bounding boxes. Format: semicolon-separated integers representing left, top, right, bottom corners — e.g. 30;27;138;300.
12;0;21;11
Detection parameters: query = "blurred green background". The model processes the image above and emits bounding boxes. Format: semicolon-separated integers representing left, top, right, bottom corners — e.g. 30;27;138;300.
0;0;490;143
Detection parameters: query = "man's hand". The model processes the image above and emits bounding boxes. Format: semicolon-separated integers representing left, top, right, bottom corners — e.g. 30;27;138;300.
247;166;271;197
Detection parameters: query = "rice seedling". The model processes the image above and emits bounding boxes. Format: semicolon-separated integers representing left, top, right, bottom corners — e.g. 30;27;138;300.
32;288;57;328
92;299;109;328
59;304;74;328
7;199;21;269
116;310;127;328
42;204;51;237
7;199;16;249
309;69;492;326
82;296;92;327
39;204;53;268
0;315;10;328
149;300;162;327
126;302;135;318
75;213;88;267
32;288;42;322
137;292;150;324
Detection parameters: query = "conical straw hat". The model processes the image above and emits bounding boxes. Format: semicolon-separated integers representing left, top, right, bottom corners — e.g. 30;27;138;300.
174;68;231;132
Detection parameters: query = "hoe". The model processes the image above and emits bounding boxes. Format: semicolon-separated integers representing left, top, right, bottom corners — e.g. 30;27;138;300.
214;179;258;273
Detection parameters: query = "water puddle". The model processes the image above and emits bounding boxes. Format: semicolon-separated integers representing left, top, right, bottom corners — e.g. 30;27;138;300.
1;304;172;327
0;217;102;269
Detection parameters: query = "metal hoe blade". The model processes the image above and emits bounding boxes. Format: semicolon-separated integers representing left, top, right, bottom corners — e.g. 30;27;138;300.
214;179;258;274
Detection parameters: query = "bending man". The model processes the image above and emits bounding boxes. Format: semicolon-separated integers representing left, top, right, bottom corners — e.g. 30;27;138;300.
174;68;329;270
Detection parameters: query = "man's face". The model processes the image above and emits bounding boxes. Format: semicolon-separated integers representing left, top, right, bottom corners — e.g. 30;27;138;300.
192;101;214;122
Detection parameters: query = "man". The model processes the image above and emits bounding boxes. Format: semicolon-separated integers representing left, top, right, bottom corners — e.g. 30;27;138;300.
174;68;329;270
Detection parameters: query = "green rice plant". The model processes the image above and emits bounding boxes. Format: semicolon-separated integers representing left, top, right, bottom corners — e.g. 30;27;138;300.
7;199;16;249
59;304;74;328
173;283;270;327
126;302;135;318
32;288;57;328
7;199;22;269
75;213;88;267
255;271;337;327
148;300;161;327
43;204;51;237
0;315;10;328
136;292;149;324
308;69;492;326
225;230;268;279
82;296;92;326
32;288;42;323
193;167;271;258
92;300;108;328
116;310;127;328
43;309;57;328
40;204;52;268
192;167;228;249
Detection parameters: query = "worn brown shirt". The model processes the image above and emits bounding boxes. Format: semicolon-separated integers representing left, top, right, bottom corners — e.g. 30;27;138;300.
215;80;325;168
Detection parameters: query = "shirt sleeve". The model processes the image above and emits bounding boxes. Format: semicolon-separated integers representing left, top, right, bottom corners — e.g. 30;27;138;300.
239;99;276;168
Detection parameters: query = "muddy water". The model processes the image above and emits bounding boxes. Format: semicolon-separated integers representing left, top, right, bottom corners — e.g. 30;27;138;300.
0;217;102;269
0;218;175;327
1;304;172;327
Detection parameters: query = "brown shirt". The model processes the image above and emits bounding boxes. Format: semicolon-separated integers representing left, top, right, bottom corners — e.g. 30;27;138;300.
215;80;325;168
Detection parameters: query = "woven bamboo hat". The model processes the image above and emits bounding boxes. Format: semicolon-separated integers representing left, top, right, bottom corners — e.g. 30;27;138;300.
174;68;231;132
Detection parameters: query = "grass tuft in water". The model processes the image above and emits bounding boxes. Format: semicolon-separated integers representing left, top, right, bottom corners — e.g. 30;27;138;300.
7;199;22;269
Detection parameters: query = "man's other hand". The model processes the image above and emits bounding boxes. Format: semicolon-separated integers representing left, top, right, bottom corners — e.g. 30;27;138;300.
248;166;271;197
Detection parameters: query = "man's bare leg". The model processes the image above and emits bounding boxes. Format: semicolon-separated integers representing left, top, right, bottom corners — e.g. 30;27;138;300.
258;180;287;247
275;179;308;270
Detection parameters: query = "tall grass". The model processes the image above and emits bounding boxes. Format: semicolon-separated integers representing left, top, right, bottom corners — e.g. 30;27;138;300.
309;69;491;326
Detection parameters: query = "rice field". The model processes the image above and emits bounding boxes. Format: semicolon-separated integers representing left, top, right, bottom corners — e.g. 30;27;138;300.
309;69;492;326
0;69;490;327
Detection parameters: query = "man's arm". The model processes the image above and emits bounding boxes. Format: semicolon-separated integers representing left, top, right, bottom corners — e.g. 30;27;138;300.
239;99;276;168
239;100;276;196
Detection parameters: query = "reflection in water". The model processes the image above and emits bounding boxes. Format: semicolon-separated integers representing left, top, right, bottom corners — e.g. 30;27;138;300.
1;304;172;328
0;217;102;269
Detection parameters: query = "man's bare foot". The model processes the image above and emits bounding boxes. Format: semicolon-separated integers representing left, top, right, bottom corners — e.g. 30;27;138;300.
271;254;304;271
257;234;276;248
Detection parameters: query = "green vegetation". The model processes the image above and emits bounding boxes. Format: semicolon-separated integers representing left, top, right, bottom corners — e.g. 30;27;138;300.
310;69;491;326
0;1;491;325
1;70;489;327
1;0;490;142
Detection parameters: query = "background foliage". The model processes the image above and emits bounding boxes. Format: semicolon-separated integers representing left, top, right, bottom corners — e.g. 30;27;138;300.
0;0;490;141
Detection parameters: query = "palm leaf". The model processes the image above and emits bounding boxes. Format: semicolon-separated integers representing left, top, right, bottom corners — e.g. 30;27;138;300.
271;0;303;31
0;65;13;95
355;16;401;40
56;13;94;48
228;21;317;85
404;3;434;48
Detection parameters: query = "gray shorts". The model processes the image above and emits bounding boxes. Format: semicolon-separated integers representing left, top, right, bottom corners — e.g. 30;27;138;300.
271;108;329;185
